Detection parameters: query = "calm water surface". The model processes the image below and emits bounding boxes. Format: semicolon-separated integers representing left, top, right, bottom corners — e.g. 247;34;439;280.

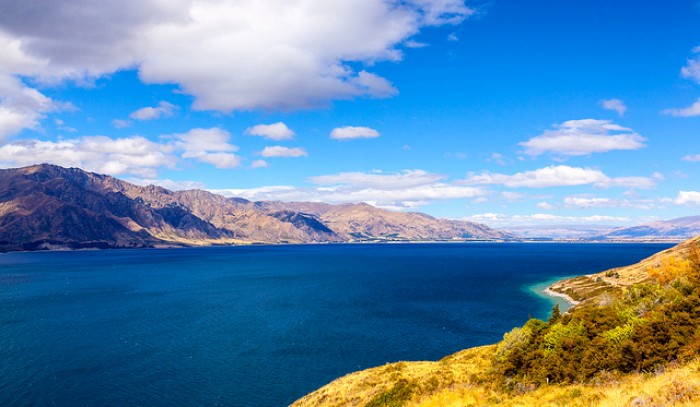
0;243;671;406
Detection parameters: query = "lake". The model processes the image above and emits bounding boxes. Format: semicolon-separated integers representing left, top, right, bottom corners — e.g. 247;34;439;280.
0;243;671;406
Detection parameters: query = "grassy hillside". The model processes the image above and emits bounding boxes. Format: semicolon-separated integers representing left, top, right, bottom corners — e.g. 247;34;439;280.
293;238;700;406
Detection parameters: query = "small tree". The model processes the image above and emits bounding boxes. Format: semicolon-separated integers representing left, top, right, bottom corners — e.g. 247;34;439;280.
548;303;562;325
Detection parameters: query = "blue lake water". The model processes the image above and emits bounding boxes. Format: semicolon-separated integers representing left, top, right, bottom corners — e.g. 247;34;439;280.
0;243;671;406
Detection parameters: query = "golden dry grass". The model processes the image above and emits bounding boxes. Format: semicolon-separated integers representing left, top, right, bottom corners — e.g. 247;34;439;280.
293;347;700;407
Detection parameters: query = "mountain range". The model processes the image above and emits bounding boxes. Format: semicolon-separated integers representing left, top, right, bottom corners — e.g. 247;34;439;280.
499;216;700;242
0;164;512;252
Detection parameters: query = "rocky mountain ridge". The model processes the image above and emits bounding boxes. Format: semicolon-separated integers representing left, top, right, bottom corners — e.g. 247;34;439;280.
0;164;512;252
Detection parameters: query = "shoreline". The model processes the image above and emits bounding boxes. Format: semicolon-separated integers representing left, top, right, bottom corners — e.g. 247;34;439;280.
543;286;580;307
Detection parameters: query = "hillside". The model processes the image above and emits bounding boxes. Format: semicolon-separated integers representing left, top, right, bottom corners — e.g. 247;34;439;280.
0;164;511;252
294;237;700;406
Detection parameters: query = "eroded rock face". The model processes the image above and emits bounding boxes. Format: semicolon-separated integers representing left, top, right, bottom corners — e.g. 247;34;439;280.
0;164;512;252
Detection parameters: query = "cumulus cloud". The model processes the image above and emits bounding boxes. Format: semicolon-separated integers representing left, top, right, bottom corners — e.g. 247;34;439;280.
462;165;656;189
260;146;308;158
171;127;241;169
519;119;645;156
675;191;700;206
681;46;700;84
0;74;59;141
0;0;474;113
129;101;178;121
213;169;486;209
330;126;381;140
0;136;176;178
662;98;700;117
600;99;627;116
0;126;245;176
245;122;295;141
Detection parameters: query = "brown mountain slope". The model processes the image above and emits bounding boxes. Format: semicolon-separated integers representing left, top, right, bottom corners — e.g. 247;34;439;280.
0;164;512;251
257;201;512;241
0;164;234;250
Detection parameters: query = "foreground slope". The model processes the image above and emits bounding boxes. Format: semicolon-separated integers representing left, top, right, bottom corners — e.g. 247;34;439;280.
294;237;700;406
0;164;510;251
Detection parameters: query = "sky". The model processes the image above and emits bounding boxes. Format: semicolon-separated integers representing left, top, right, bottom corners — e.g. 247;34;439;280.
0;0;699;228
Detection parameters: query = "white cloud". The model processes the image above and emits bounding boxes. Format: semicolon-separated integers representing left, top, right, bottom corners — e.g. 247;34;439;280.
466;213;631;228
249;159;269;169
112;119;131;129
0;74;59;141
683;153;700;162
128;178;206;191
245;122;295;141
675;191;700;206
404;40;428;48
173;127;238;154
536;202;555;210
260;146;308;158
171;127;241;169
519;119;645;156
462;165;656;189
0;126;245;175
129;101;177;121
213;169;486;209
0;1;474;112
662;98;700;117
681;46;700;84
488;152;506;166
330;126;381;140
447;32;459;41
562;196;657;210
600;99;627;116
0;136;176;178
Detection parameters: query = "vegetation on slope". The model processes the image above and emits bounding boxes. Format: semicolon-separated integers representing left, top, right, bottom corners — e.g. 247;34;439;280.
294;238;700;406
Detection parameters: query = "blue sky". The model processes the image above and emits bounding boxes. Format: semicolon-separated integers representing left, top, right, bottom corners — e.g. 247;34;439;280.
0;0;699;227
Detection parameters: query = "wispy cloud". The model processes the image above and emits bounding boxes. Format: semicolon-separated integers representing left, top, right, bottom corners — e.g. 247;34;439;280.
461;165;656;189
681;46;700;84
600;99;627;116
330;126;380;140
245;122;295;141
662;98;700;117
260;146;308;158
213;169;486;210
466;213;631;227
519;119;645;156
129;101;178;121
563;195;659;210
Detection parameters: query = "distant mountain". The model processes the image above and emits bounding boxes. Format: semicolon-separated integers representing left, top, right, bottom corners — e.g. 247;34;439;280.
499;224;616;240
593;216;700;241
0;164;512;252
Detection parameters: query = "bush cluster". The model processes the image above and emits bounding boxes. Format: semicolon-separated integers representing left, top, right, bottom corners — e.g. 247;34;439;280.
494;244;700;389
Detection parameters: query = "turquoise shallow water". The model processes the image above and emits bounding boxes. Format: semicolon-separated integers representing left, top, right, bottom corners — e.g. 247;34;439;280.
0;243;670;406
